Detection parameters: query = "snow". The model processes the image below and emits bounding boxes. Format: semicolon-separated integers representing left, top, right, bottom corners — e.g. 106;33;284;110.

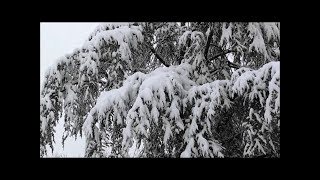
180;137;194;158
261;23;280;42
176;119;184;130
140;88;153;104
81;62;197;154
178;31;192;48
219;23;233;46
122;119;133;147
254;139;266;155
89;25;143;53
191;31;205;43
169;99;180;120
249;108;254;120
189;118;198;135
151;106;159;125
41;116;48;134
87;23;131;42
64;87;77;105
254;113;262;123
209;139;224;157
196;132;209;156
239;63;279;156
247;22;276;60
230;62;280;121
163;119;172;144
232;70;255;97
269;139;276;153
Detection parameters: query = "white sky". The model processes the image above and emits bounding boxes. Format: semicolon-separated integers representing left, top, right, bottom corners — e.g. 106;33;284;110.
40;22;99;157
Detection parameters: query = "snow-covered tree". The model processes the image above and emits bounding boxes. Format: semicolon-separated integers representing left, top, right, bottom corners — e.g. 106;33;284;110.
40;22;280;158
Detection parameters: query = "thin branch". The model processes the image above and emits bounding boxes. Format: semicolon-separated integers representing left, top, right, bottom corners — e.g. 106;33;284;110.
148;44;170;67
228;61;241;69
208;50;241;75
252;153;273;158
209;69;219;75
209;50;237;61
210;43;223;51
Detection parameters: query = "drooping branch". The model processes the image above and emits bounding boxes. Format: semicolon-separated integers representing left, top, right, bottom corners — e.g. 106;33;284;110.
148;44;170;67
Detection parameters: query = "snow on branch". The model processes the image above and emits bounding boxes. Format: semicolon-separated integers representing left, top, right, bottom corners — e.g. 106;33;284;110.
230;61;280;157
81;55;280;157
41;22;280;158
40;24;145;157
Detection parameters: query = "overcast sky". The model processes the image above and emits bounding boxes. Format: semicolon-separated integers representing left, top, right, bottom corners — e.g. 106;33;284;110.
40;22;99;157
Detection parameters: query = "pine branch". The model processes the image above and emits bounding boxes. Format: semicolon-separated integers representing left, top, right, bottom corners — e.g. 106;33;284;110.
148;44;170;67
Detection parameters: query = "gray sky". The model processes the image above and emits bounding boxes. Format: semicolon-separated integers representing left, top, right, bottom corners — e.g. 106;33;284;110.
40;22;99;157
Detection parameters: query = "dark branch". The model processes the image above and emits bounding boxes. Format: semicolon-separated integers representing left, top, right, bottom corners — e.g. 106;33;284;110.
204;26;214;60
208;50;241;74
148;44;170;67
252;153;273;158
210;43;224;52
228;61;241;69
209;69;219;75
209;50;237;61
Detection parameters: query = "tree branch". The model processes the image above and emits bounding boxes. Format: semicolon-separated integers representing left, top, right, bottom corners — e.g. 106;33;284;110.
228;61;241;69
209;69;219;75
209;50;237;61
204;26;214;60
210;43;223;51
208;49;241;74
148;44;170;67
252;153;273;158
